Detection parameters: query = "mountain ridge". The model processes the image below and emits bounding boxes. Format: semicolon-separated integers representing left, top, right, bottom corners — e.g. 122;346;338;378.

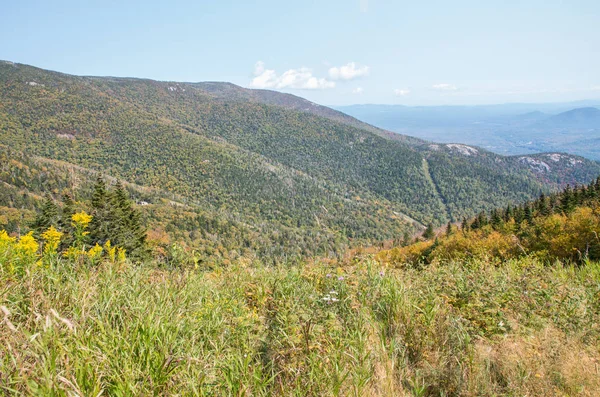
1;60;599;259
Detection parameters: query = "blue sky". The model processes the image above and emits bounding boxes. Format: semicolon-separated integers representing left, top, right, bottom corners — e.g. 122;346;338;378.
2;0;599;105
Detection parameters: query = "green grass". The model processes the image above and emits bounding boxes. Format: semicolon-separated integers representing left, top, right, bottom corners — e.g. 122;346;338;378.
1;256;600;396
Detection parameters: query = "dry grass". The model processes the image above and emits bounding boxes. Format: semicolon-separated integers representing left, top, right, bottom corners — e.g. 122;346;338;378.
1;256;599;395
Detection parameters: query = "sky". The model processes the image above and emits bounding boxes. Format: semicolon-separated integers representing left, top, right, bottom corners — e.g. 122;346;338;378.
2;0;600;106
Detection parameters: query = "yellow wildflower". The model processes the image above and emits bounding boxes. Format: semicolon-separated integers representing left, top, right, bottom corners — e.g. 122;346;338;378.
71;212;92;228
0;230;16;245
41;226;63;255
88;243;103;261
117;247;126;263
16;232;38;255
104;240;116;262
64;246;84;261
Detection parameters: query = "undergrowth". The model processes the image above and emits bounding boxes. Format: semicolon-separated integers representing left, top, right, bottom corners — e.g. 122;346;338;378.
1;255;599;396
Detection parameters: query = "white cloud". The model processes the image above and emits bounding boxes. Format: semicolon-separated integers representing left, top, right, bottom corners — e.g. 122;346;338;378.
328;62;370;81
359;0;369;12
591;85;600;91
353;87;364;94
394;88;410;96
250;61;335;90
432;83;458;91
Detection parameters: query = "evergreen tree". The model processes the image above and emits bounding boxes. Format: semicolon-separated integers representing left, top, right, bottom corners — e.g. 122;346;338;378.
59;192;76;248
490;209;502;229
60;192;75;230
110;181;149;260
560;185;575;214
523;203;533;224
537;193;550;216
548;195;559;214
423;223;435;240
402;231;411;246
503;205;513;222
473;211;488;229
461;217;469;231
470;216;480;230
31;194;59;235
446;221;453;236
513;206;524;225
89;176;117;247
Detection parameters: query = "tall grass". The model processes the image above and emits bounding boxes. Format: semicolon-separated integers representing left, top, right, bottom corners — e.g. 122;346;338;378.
1;256;599;395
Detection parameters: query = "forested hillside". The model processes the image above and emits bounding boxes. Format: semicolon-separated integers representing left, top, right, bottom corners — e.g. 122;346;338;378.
378;177;600;267
1;60;599;260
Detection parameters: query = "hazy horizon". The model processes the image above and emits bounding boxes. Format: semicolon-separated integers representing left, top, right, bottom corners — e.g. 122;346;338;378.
3;0;600;106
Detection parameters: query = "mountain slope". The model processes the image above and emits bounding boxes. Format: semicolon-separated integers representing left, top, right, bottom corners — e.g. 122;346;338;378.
537;107;600;129
1;60;599;258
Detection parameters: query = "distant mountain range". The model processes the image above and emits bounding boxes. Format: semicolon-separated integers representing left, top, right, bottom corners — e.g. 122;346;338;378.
1;60;599;259
539;107;600;129
334;102;600;160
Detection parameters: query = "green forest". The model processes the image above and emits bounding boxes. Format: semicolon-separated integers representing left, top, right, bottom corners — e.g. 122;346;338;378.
2;61;600;261
2;61;600;396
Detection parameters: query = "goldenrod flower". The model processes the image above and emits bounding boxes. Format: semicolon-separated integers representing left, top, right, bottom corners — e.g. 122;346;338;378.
88;244;103;262
117;247;126;263
16;232;38;255
71;212;92;228
104;240;116;262
0;230;16;245
41;226;63;255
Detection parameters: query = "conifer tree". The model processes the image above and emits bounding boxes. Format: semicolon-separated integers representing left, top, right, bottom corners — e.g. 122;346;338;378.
524;203;533;224
89;176;116;246
402;231;411;246
537;193;550;216
461;217;469;231
446;221;453;236
490;209;502;229
423;223;435;239
561;185;575;214
110;181;149;260
548;195;558;214
60;193;75;229
503;205;513;222
59;192;76;248
475;211;488;229
513;206;524;225
32;194;59;236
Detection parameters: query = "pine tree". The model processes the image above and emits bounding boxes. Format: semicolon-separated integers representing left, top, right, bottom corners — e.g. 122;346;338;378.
513;206;524;225
89;176;116;246
446;221;453;236
461;217;469;231
471;216;480;230
60;192;75;230
548;195;558;214
561;185;575;214
524;203;533;224
490;209;502;229
31;194;59;236
423;223;435;240
59;192;76;248
537;193;550;216
476;211;488;228
503;205;513;222
111;181;149;260
402;231;411;246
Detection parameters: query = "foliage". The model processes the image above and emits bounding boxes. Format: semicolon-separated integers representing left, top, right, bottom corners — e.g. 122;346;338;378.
379;178;600;267
1;252;600;395
2;62;599;262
